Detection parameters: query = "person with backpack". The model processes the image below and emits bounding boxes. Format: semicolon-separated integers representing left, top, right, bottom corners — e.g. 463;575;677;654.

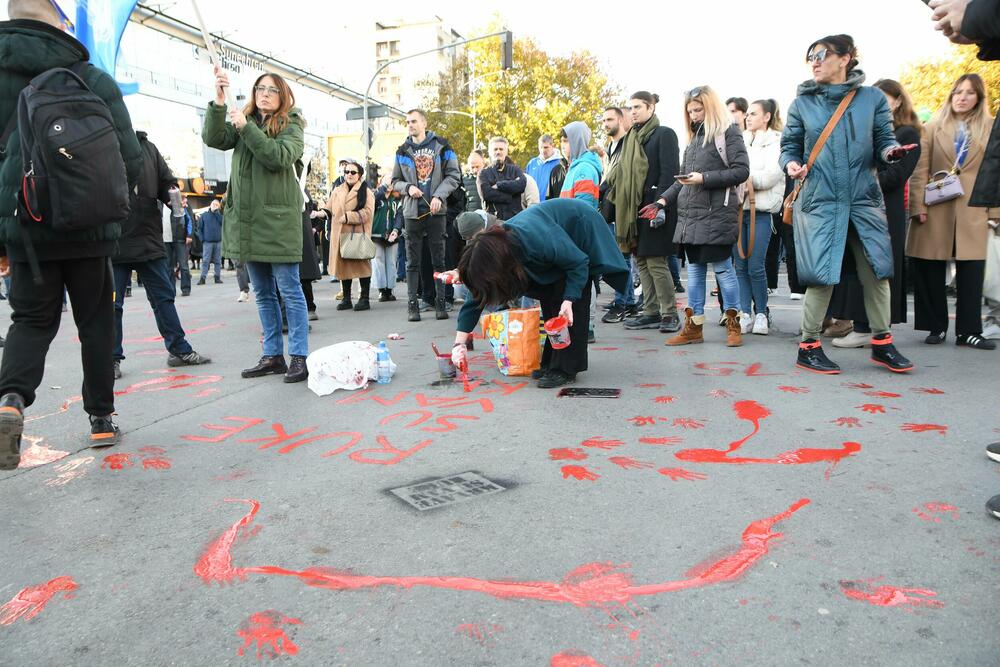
371;174;403;302
781;34;917;375
0;0;143;469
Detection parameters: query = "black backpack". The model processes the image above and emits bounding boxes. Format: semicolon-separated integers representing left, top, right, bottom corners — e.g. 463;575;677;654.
4;63;129;233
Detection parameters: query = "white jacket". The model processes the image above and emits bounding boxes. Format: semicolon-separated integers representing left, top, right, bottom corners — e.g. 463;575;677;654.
743;129;785;213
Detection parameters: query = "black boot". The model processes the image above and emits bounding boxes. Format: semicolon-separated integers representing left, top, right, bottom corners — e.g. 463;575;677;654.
354;297;370;311
241;355;288;378
336;296;353;311
378;289;392;303
408;299;421;322
284;355;308;383
435;298;449;320
0;392;25;470
871;333;914;373
796;339;840;375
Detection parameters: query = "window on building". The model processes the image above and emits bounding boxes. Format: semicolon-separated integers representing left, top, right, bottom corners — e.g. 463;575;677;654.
390;40;400;56
376;41;388;57
391;77;400;87
377;78;388;95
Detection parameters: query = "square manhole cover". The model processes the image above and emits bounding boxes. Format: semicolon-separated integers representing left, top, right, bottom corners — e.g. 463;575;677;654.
389;472;507;511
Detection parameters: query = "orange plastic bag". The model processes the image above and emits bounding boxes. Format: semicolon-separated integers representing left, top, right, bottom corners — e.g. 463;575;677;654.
481;308;542;376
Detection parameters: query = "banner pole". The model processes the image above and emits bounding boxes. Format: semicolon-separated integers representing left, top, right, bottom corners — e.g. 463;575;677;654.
190;0;235;108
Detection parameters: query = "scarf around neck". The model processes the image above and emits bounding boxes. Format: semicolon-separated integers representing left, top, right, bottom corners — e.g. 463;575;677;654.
608;114;660;250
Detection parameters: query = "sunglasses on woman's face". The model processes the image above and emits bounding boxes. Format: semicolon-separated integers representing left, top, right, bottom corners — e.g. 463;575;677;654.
344;170;360;176
806;49;830;64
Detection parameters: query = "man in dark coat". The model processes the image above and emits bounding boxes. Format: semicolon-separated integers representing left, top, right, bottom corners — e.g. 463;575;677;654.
112;132;211;380
0;1;143;466
197;199;224;284
478;137;527;220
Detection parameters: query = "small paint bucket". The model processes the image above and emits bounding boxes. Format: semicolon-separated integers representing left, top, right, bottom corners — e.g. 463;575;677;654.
544;316;571;350
436;353;457;378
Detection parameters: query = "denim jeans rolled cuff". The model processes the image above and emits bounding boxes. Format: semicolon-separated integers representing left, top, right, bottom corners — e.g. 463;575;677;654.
246;261;309;358
113;259;193;361
733;209;772;315
687;260;740;315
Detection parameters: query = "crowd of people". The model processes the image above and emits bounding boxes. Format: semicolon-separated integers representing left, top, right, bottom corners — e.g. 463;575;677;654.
0;0;999;515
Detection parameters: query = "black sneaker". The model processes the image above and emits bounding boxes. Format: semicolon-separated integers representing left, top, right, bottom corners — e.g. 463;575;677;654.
537;370;575;389
284;355;308;383
659;313;681;333
925;331;946;344
624;314;662;330
336;299;353;311
113;360;122;380
214;278;223;284
796;339;841;375
987;494;1000;520
242;355;287;379
354;298;371;311
870;334;914;373
986;442;1000;463
531;367;549;380
408;299;421;322
587;330;596;344
602;305;626;323
89;414;121;448
956;334;996;350
674;281;685;294
167;351;212;367
435;299;450;320
197;278;206;286
602;302;616;311
181;290;190;297
0;393;24;470
624;305;640;318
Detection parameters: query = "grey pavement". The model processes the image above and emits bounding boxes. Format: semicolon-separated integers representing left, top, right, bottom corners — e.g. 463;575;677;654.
0;269;998;666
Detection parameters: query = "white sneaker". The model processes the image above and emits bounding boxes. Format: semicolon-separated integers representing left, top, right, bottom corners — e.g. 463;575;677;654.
237;291;249;303
752;312;769;335
832;331;870;348
739;312;753;334
982;321;1000;340
789;292;804;301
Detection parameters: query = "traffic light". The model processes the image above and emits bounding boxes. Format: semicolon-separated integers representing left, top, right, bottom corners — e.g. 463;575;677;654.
501;30;513;70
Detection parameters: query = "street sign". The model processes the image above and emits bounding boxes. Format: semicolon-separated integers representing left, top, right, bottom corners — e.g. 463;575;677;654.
346;105;389;121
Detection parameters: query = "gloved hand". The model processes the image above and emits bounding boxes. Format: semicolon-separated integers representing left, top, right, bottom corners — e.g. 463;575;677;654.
650;209;666;229
451;343;468;371
638;203;660;220
885;144;918;161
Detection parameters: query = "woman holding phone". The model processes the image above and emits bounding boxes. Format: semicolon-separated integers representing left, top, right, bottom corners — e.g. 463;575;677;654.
780;34;917;374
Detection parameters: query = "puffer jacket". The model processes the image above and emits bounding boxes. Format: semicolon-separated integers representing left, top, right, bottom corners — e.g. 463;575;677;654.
779;70;900;286
664;123;750;247
743;129;785;213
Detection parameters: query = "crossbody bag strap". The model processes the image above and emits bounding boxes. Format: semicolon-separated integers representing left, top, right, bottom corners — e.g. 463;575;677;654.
787;88;858;207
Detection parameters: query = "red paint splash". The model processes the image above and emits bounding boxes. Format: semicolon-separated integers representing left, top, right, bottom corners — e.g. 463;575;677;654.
639;436;684;446
142;457;172;470
197;499;810;607
840;580;943;609
653;395;676;404
549;448;588;462
912;503;959;523
627;416;658;427
551;651;605;667
832;417;861;428
842;382;874;390
901;423;948;435
778;386;809;394
636;383;665;388
580;437;624;450
0;577;78;625
913;387;945;395
101;453;133;470
236;610;302;659
658;467;707;481
561;465;600;481
672;418;706;429
864;391;902;399
17;441;69;468
608;456;654;470
857;404;885;414
455;623;504;647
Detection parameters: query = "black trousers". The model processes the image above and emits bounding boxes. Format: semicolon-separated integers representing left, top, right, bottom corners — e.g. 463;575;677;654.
911;257;985;336
530;277;592;376
765;214;801;294
301;279;316;312
0;257;115;415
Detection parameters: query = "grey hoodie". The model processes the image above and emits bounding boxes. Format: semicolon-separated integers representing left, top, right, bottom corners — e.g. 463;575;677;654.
562;121;592;162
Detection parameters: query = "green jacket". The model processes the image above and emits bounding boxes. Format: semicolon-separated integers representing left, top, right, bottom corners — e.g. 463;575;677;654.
0;20;141;261
202;102;304;263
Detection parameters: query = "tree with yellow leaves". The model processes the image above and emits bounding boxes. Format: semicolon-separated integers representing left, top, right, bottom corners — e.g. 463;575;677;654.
901;44;1000;120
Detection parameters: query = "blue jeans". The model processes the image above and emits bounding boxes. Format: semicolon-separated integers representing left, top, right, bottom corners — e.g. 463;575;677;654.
612;253;637;307
687;260;740;316
113;259;193;361
165;241;191;293
668;255;681;283
245;262;309;358
199;241;222;281
732;209;772;315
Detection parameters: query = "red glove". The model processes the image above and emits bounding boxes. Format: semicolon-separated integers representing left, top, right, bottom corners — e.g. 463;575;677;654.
886;144;918;161
638;203;661;220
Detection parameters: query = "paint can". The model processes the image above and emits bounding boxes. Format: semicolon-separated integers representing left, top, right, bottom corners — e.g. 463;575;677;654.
543;316;571;350
436;353;457;379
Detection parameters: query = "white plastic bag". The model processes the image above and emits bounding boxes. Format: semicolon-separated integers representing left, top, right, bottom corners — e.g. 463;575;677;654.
306;341;396;396
985;227;1000;303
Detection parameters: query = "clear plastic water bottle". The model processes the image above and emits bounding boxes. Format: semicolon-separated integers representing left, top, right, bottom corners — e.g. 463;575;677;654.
376;341;391;384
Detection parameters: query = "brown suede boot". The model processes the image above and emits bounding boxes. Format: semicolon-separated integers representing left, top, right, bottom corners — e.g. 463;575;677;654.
725;308;743;347
666;307;704;346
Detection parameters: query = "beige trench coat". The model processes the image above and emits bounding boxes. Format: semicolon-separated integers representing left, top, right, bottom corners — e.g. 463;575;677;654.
907;119;994;261
325;181;374;280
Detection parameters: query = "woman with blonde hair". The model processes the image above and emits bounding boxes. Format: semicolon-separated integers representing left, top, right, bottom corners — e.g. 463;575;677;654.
653;85;749;347
324;159;376;311
203;68;310;382
907;73;997;350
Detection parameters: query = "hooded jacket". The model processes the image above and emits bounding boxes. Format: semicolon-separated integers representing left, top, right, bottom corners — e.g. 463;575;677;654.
390;131;461;219
559;122;603;209
113;132;174;264
743;128;785;213
0;19;141;261
525;149;566;201
479;157;527;220
779;70;900;286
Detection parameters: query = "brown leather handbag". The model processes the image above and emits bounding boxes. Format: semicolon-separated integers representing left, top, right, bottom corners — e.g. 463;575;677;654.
782;90;857;225
737;178;756;259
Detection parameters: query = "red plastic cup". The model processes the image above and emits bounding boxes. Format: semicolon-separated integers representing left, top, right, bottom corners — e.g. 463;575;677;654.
544;316;571;349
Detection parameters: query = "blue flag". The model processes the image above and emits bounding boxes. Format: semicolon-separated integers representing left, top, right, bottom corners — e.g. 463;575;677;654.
71;0;140;93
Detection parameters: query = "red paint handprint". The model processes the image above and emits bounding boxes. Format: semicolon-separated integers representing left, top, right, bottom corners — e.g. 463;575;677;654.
912;502;959;523
142;458;172;470
580;437;624;450
912;388;945;395
639;436;684;446
672;418;706;429
101;453;133;470
901;423;948;435
0;577;78;625
627;416;658;427
857;404;885;414
609;457;655;470
840;580;943;609
236;610;302;659
832;417;862;428
865;391;902;399
561;465;600;481
842;382;874;390
653;395;676;404
658;467;707;481
778;386;809;394
549;448;588;462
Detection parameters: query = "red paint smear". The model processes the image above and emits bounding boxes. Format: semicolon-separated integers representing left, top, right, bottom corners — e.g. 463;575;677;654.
864;391;902;398
195;498;810;607
17;442;69;467
101;453;134;470
778;386;809;394
658;467;707;481
832;417;862;428
672;418;706;430
627;416;658;426
142;457;172;470
708;389;733;398
195;388;220;398
636;383;665;388
639;436;684;446
591;347;620;351
115;372;223;397
913;387;945;395
840;581;943;608
551;651;605;667
857;404;885;414
608;456;654;470
842;382;874;390
901;423;948;435
550;448;588;462
236;610;302;659
139;446;166;455
561;465;600;481
653;395;676;404
912;503;959;523
580;437;624;450
0;577;78;625
455;623;504;647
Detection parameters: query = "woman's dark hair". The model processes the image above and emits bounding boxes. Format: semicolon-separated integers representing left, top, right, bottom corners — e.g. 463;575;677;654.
751;98;784;131
630;91;659;107
343;161;369;211
457;227;529;306
725;97;748;113
807;34;859;72
873;79;923;133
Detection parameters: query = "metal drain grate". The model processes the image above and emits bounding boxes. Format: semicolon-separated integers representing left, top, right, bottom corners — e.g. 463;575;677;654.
389;472;507;511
